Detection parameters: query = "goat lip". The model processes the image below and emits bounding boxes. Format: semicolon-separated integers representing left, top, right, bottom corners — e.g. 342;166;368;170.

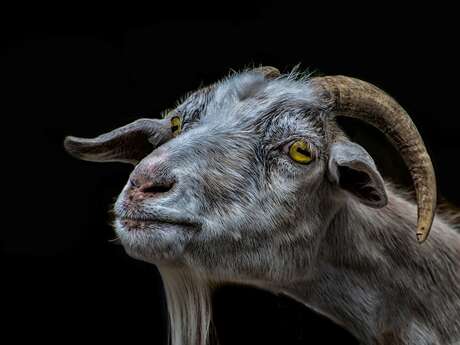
117;217;197;231
114;204;199;225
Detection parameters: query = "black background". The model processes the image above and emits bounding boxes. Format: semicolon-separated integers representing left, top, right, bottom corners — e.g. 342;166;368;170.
3;2;460;344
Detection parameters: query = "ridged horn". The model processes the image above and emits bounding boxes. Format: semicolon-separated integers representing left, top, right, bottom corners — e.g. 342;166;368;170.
311;75;437;243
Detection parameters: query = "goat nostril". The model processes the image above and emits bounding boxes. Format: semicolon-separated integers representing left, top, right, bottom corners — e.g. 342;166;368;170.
139;182;174;195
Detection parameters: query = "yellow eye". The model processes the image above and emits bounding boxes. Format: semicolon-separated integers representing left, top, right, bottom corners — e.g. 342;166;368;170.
288;140;313;164
171;116;181;136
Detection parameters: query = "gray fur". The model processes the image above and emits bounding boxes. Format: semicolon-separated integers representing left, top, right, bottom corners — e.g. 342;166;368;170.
66;69;460;345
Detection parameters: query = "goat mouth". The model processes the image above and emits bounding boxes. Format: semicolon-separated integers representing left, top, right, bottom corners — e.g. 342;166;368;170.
117;217;197;232
113;204;200;232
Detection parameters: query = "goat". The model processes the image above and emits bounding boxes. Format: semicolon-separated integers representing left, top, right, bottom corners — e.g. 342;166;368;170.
64;67;460;345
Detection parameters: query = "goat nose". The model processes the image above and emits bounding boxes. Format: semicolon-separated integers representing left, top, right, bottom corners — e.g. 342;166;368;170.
128;177;175;201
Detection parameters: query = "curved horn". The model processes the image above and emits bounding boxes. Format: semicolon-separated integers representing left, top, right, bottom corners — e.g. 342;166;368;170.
311;76;437;243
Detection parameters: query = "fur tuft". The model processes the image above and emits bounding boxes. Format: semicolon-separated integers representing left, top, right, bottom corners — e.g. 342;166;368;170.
159;266;212;345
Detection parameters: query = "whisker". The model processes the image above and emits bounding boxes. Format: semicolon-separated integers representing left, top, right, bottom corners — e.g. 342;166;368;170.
108;237;122;245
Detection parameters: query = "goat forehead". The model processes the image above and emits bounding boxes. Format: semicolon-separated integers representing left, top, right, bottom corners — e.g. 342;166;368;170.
178;72;322;128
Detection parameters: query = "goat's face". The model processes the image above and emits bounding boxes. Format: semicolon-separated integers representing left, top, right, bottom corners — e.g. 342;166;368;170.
65;70;389;281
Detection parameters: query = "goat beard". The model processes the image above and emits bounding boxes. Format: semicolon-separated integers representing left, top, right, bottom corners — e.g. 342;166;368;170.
158;266;213;345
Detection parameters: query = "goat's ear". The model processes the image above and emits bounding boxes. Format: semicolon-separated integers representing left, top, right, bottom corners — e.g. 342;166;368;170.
64;118;172;165
328;141;388;208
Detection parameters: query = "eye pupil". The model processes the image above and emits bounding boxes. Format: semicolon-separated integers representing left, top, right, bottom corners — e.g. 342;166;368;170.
296;147;309;155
